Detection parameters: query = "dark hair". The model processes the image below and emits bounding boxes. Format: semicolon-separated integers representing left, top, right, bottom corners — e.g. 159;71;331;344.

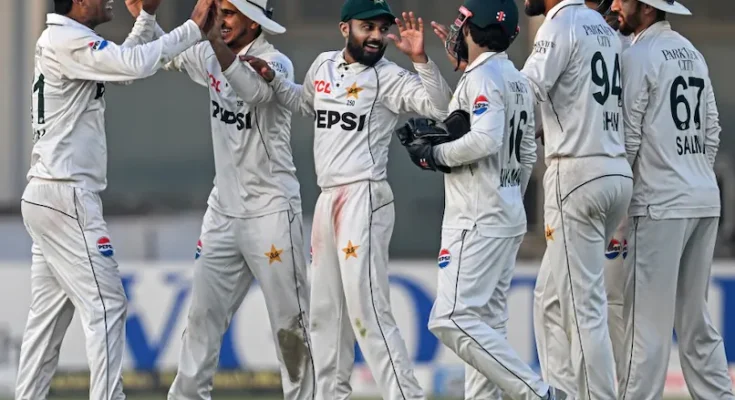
654;8;667;22
54;0;73;15
466;21;511;52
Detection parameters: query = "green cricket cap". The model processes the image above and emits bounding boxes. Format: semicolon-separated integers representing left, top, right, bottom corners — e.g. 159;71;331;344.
340;0;396;23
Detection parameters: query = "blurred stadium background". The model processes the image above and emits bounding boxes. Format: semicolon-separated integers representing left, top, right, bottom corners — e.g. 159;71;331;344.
0;0;734;398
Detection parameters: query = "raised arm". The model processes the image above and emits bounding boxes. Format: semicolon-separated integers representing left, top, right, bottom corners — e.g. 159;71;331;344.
124;0;210;87
58;0;215;82
382;12;452;120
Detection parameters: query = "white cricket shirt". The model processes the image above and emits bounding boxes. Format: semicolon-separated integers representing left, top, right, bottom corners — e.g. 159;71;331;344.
433;52;536;237
622;21;721;219
269;51;452;189
522;0;632;193
28;13;202;193
152;24;302;218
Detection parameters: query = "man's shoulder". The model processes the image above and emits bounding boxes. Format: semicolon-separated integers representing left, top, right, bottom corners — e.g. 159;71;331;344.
259;50;294;78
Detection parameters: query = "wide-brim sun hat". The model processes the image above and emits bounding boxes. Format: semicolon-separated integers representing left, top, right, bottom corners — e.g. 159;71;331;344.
229;0;286;34
637;0;691;15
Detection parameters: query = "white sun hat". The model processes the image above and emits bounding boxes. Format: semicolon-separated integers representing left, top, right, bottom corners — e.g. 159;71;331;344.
229;0;286;35
637;0;691;15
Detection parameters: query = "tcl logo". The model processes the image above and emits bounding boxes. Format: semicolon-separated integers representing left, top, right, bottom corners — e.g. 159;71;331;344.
314;80;332;94
209;73;222;93
315;110;367;132
212;100;251;130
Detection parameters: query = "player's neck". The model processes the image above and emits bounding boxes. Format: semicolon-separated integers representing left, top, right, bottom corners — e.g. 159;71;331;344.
634;17;659;36
543;0;564;15
467;46;490;67
64;10;96;29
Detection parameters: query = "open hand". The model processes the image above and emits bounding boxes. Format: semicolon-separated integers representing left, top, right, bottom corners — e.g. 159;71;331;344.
206;4;224;42
125;0;143;17
387;12;428;64
431;21;467;71
191;0;218;36
240;55;275;82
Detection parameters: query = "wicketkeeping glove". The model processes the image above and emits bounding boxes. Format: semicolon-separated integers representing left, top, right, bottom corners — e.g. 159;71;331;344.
395;110;471;173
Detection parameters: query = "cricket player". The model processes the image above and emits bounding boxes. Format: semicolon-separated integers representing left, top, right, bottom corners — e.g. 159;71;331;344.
244;0;452;398
521;0;634;398
396;1;569;398
534;0;633;390
123;0;315;398
610;0;735;398
15;0;215;398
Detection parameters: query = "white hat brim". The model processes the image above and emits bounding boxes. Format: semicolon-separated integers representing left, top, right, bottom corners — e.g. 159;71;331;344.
639;0;691;15
229;0;286;35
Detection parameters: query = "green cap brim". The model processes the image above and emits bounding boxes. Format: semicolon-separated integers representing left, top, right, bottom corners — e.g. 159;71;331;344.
351;9;396;23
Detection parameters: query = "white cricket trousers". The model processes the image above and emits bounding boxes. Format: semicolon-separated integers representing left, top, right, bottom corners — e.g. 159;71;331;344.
428;229;550;400
168;206;314;400
618;216;735;400
309;180;424;400
534;163;632;400
16;179;127;400
535;218;629;396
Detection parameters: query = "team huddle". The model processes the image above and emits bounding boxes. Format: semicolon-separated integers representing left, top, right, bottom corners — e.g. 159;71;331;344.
15;0;731;398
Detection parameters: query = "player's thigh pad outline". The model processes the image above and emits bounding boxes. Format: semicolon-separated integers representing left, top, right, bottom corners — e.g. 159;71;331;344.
335;180;424;400
169;206;252;400
236;209;315;400
429;229;549;400
19;182;126;400
543;167;631;400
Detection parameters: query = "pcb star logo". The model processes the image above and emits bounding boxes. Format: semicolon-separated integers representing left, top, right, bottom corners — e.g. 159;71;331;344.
342;240;360;260
346;82;364;100
265;244;283;265
545;225;555;241
373;0;385;4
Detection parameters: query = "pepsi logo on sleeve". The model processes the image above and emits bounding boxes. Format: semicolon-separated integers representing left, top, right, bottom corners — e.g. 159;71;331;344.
473;95;489;116
97;237;114;258
437;249;452;268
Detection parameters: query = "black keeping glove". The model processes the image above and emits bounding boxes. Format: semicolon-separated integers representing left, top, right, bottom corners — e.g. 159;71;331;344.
405;137;451;173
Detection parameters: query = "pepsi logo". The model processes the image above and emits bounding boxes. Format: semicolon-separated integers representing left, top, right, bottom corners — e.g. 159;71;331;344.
97;237;114;258
605;239;622;260
195;240;202;260
437;248;451;269
473;95;489;116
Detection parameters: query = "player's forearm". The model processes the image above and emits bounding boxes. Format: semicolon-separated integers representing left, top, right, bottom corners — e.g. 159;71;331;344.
222;58;274;104
624;129;642;166
209;37;236;72
121;10;157;48
433;129;501;167
270;74;313;117
413;59;452;120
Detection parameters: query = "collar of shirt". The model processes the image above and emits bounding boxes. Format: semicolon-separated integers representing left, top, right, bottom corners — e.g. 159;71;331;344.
631;20;671;46
547;0;585;19
335;49;372;74
238;34;268;56
464;51;507;73
46;13;95;33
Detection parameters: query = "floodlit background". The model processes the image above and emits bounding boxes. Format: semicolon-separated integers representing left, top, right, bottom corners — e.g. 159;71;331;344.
0;0;734;398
